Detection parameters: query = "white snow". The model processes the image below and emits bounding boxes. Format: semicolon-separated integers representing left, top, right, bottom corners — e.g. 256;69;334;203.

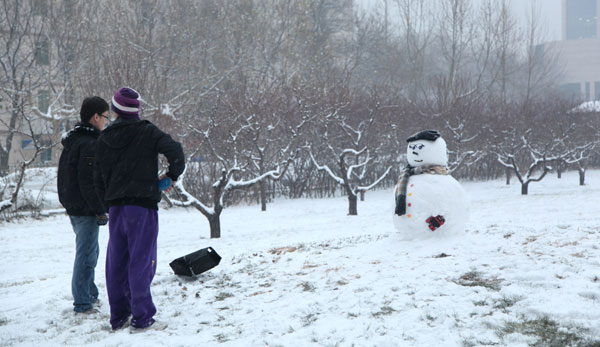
0;199;11;210
571;101;600;113
1;170;600;346
393;174;468;238
1;167;61;212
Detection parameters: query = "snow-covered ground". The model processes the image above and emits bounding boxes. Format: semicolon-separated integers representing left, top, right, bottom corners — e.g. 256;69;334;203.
0;167;61;214
1;170;600;346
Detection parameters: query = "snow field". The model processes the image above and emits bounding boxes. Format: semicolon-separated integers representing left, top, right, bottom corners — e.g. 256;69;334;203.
1;170;599;346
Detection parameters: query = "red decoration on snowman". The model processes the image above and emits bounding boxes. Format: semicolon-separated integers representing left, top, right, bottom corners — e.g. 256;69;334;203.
426;215;445;231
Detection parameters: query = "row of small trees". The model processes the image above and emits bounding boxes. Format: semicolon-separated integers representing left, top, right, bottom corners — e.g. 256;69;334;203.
1;0;599;235
162;80;599;238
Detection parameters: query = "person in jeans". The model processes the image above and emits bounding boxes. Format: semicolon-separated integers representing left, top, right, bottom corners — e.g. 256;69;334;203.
57;96;110;313
94;87;184;332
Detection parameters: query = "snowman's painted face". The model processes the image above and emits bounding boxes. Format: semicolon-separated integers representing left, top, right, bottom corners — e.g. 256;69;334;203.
406;138;448;167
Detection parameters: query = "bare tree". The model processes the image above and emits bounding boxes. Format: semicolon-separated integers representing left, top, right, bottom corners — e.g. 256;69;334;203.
492;98;579;195
445;114;485;175
550;108;599;185
171;107;295;238
563;143;596;186
238;105;311;211
1;113;56;213
308;107;391;215
487;0;521;107
0;0;47;175
493;129;554;195
393;0;435;97
30;88;77;144
518;0;561;112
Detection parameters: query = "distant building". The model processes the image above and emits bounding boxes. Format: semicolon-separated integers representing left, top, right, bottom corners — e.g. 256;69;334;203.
541;0;600;101
0;0;79;173
563;0;598;40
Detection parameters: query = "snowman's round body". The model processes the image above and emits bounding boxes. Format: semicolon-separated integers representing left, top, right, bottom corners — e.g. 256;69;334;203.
393;174;468;238
393;130;469;239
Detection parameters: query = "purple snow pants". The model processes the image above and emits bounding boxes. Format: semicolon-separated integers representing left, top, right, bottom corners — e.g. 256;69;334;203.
106;205;159;330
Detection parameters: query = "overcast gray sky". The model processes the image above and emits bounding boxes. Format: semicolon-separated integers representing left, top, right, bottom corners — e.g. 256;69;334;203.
509;0;561;41
357;0;563;42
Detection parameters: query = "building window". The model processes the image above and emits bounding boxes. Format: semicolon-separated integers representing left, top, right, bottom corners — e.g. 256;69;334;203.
559;83;582;100
566;0;597;40
65;43;75;63
35;37;50;65
64;87;75;105
31;0;48;16
21;139;33;150
534;44;545;61
38;90;49;113
141;0;154;27
40;147;52;163
586;82;591;101
64;0;75;17
36;138;52;162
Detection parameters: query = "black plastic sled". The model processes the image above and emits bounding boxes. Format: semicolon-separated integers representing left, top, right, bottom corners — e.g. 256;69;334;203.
169;247;222;277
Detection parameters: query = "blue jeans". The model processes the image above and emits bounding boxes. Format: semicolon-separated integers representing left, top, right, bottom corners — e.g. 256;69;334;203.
70;216;100;312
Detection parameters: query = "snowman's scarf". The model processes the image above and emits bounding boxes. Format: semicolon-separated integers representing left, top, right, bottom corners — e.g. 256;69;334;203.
394;165;448;216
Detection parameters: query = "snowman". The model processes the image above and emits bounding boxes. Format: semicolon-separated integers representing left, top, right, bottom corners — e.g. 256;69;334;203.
393;130;468;238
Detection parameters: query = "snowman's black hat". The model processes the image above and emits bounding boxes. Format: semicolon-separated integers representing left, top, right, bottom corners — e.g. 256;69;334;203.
407;129;441;143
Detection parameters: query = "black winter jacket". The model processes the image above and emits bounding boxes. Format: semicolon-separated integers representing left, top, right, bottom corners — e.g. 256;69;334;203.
94;118;185;210
57;122;106;216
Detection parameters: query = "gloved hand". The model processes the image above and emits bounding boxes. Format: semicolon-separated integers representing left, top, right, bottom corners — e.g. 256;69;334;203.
426;215;445;231
96;214;108;226
158;174;175;193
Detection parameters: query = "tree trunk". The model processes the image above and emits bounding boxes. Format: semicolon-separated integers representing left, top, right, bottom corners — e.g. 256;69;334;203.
0;149;9;177
10;163;27;210
360;190;365;201
348;193;357;215
209;214;221;238
557;162;562;179
1;102;20;176
254;185;260;204
579;168;585;186
260;180;267;211
521;182;529;195
505;167;511;185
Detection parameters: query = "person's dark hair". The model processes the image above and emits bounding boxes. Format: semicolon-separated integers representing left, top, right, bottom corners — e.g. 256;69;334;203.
80;96;109;123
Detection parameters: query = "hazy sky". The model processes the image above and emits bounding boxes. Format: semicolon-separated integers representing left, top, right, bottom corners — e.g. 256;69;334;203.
509;0;562;41
358;0;563;42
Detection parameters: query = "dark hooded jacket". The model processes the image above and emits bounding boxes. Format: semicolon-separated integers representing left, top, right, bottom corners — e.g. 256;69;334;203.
57;122;106;216
94;117;184;210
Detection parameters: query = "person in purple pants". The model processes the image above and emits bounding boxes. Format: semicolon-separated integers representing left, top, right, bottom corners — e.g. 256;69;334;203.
94;87;184;332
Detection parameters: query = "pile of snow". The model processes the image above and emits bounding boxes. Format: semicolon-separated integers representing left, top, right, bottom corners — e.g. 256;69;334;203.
0;199;11;210
0;167;61;211
1;171;599;346
571;101;600;113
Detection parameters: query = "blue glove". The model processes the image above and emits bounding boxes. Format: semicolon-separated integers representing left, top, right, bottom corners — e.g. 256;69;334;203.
158;177;172;191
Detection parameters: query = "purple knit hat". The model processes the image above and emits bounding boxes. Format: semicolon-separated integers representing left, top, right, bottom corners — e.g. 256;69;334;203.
111;87;140;119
